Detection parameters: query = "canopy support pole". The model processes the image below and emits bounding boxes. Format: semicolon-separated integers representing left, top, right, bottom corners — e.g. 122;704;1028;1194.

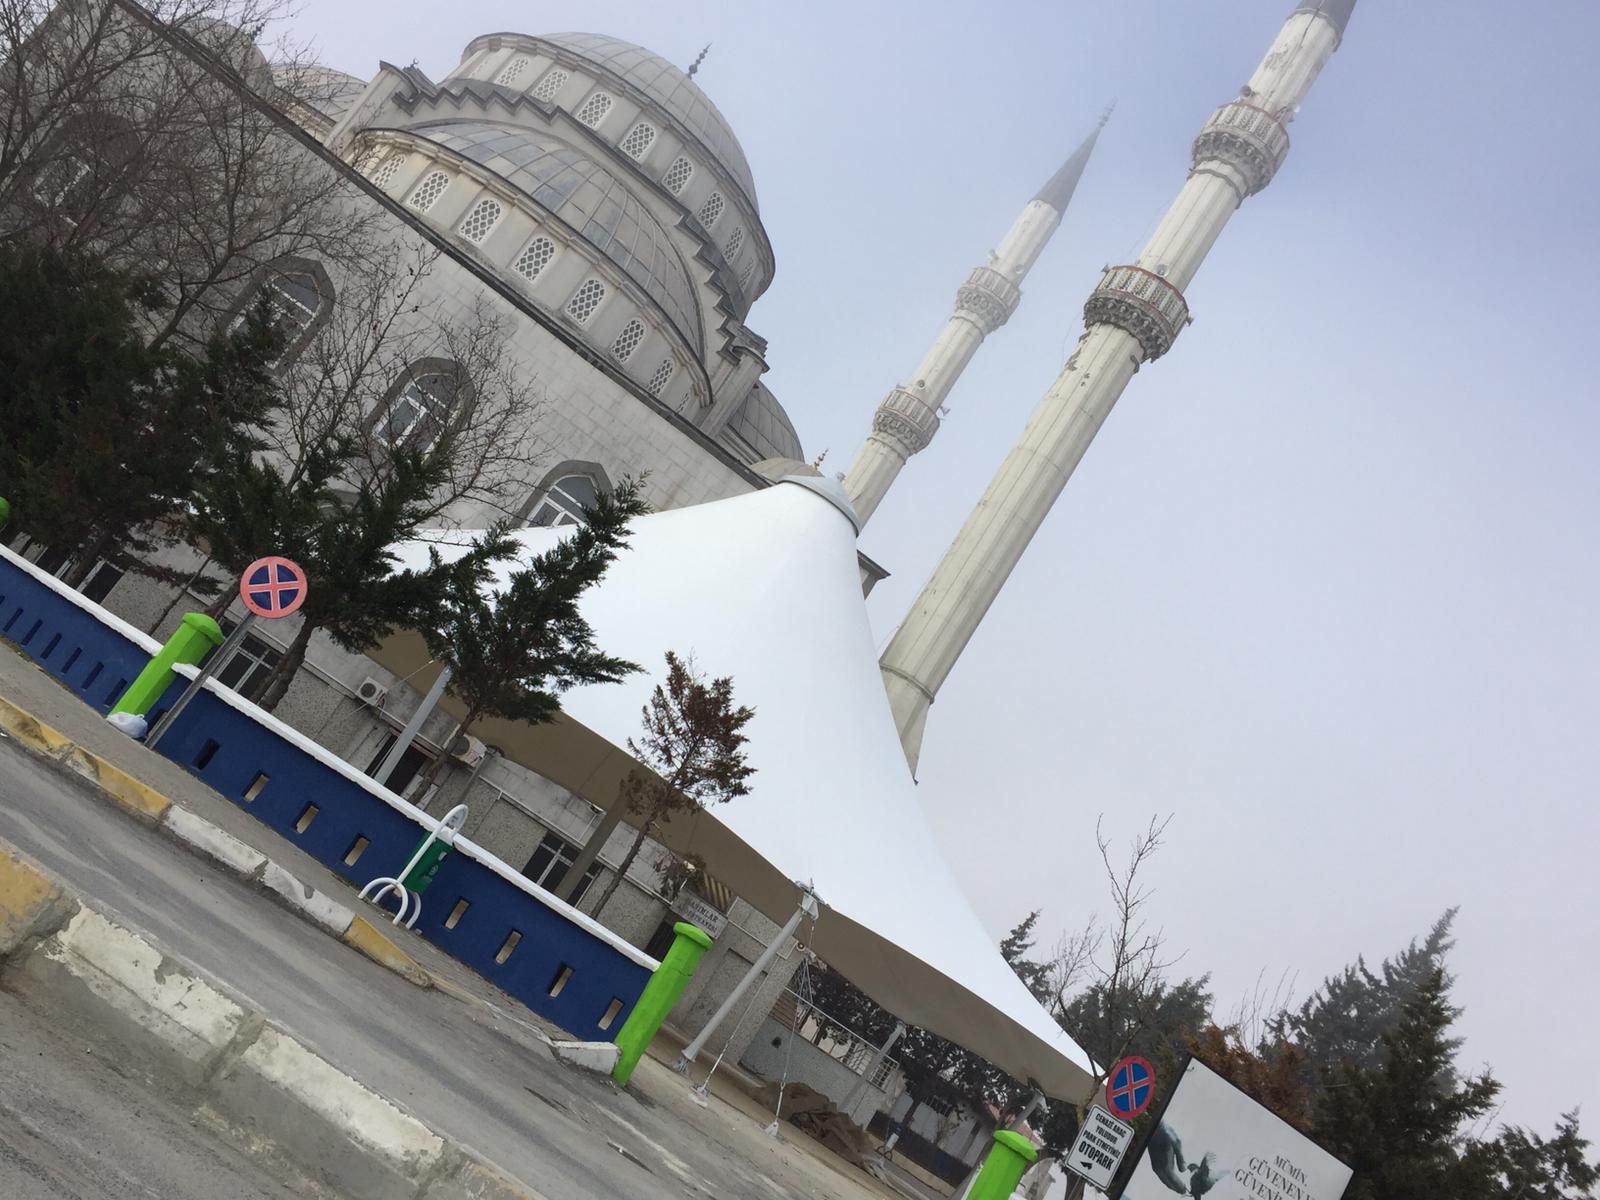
375;665;451;788
558;795;624;902
841;1019;906;1122
675;886;818;1072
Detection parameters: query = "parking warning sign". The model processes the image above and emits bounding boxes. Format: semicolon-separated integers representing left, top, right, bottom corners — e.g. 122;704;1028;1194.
1065;1105;1135;1191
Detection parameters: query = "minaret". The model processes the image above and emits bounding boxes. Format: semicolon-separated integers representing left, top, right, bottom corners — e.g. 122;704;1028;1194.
841;117;1108;528
880;0;1358;769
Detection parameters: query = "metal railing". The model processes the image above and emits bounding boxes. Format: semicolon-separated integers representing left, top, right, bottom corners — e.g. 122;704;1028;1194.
770;988;900;1087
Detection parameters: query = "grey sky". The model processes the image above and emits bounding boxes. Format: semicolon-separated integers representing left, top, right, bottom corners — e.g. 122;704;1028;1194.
283;1;1600;1130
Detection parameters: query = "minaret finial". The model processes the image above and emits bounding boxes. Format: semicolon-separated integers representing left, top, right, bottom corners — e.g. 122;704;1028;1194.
687;43;711;78
1034;109;1111;212
1098;101;1116;129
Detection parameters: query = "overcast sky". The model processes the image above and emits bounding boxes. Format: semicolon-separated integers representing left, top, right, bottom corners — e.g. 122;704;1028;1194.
284;1;1600;1131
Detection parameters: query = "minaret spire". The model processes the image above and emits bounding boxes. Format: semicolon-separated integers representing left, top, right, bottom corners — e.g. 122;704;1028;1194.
880;0;1358;770
686;43;711;78
839;114;1109;528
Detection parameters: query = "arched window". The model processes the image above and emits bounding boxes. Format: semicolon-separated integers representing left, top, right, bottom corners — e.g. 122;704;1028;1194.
739;260;754;290
662;157;694;197
574;90;614;129
231;260;333;365
513;235;557;282
696;190;725;229
565;278;607;324
32;112;137;223
495;56;529;87
531;67;569;102
610;318;646;362
368;152;405;189
646;358;676;397
376;364;464;450
527;471;603;528
722;226;745;260
457;197;502;243
406;170;449;212
619;122;656;160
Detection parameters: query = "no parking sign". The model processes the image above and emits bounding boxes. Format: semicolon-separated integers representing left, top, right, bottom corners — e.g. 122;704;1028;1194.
240;556;308;619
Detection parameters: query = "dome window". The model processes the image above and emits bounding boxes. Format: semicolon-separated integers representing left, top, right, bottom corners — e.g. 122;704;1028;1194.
527;472;602;528
368;152;405;190
457;197;502;244
619;121;656;161
739;261;754;290
513;235;557;282
495;57;530;87
574;90;614;129
696;190;724;230
661;156;694;196
646;357;676;397
722;226;745;260
531;67;569;102
406;170;449;212
610;318;646;363
565;278;607;324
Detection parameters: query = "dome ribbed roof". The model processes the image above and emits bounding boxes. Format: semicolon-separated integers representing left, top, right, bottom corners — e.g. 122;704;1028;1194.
539;32;757;212
721;383;803;464
410;121;702;353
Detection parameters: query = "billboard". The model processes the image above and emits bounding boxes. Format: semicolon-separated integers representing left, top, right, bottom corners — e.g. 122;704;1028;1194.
1120;1058;1352;1200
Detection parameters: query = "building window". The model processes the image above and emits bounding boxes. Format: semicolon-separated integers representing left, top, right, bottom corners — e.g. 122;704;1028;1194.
723;225;745;260
377;367;462;449
494;56;529;87
232;264;331;364
527;472;601;528
739;260;754;290
574;90;614;129
531;67;568;102
368;152;405;189
696;190;724;229
406;170;449;212
522;829;600;903
619;121;656;160
512;235;556;282
646;357;676;397
564;278;606;324
215;620;282;702
457;197;502;244
662;156;694;196
610;318;645;362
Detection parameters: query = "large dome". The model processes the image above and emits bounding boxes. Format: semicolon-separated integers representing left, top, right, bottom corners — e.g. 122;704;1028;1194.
409;120;703;353
538;32;757;212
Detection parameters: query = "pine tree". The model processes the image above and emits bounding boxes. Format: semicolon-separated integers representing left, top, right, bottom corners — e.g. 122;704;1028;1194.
1314;969;1501;1200
412;481;651;791
1495;1112;1600;1200
1001;911;1054;1005
586;649;755;920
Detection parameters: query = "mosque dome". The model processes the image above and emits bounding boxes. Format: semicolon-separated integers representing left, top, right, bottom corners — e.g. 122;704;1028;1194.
518;32;757;213
721;383;803;465
407;120;703;354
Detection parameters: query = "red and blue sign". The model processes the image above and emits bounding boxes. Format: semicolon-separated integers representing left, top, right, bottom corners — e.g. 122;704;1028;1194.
239;556;308;619
1106;1055;1157;1121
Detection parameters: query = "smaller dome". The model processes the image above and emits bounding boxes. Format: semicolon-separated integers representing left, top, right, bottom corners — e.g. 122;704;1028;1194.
720;383;803;465
408;121;702;354
275;64;366;122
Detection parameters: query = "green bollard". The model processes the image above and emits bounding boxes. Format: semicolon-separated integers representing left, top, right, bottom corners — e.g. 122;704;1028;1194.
968;1130;1039;1200
0;496;10;530
110;612;225;717
611;921;713;1086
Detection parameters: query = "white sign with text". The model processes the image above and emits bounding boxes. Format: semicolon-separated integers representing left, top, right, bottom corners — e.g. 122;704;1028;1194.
1066;1105;1135;1190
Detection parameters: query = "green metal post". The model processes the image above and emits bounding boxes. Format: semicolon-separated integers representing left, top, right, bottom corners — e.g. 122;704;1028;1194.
0;496;10;530
968;1130;1039;1200
612;921;713;1086
110;612;224;717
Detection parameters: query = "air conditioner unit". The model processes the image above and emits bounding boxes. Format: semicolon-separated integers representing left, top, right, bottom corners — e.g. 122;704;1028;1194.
451;734;487;768
356;677;388;706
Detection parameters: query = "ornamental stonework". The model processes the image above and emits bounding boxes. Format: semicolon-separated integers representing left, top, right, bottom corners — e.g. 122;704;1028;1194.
954;266;1021;335
871;386;940;456
1191;101;1291;198
1083;265;1191;361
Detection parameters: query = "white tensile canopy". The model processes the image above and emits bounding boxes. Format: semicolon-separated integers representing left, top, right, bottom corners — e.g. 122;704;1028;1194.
380;478;1094;1099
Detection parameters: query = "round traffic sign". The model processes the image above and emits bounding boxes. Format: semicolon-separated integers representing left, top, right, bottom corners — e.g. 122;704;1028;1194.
1106;1056;1156;1121
240;556;308;619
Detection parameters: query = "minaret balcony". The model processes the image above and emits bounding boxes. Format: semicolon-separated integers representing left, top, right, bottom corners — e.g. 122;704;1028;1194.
1083;265;1191;361
1191;100;1291;197
872;386;940;457
955;266;1022;335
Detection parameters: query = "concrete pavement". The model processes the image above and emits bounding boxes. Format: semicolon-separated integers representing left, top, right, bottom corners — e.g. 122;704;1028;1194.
0;653;899;1200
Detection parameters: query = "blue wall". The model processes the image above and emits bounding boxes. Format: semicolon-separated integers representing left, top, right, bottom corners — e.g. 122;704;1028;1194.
0;551;652;1040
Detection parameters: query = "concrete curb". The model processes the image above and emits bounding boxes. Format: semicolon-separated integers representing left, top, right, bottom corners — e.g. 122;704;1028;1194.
0;691;433;991
0;838;547;1200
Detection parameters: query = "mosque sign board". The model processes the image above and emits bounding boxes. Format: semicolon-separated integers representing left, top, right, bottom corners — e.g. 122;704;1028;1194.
1118;1058;1352;1200
670;890;728;938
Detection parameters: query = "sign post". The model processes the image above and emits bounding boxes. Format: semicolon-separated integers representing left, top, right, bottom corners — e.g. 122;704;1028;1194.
145;556;307;749
1065;1105;1135;1193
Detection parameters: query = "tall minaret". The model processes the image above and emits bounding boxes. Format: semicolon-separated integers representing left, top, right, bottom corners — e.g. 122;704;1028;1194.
880;0;1358;769
841;118;1108;528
